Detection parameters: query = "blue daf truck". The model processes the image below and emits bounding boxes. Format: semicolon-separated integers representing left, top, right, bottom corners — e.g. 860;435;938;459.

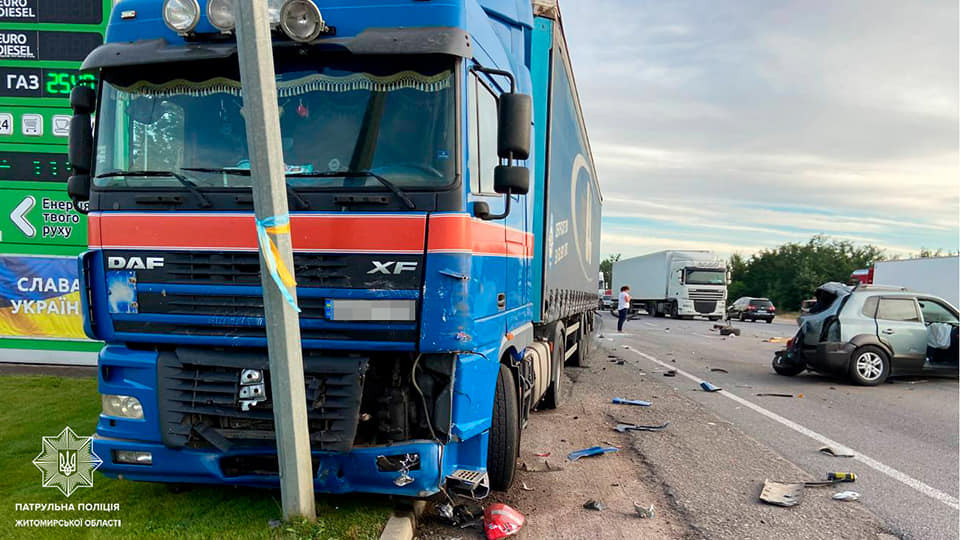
67;0;601;497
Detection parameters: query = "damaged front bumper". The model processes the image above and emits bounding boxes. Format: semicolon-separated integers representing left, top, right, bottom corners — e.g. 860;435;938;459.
92;436;448;496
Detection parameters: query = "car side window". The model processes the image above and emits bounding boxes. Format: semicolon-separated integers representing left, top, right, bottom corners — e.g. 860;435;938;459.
918;299;959;324
861;296;878;317
876;298;920;322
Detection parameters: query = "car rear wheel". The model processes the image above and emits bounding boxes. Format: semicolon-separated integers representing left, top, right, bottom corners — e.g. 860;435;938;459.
766;319;773;324
772;352;804;376
738;312;745;322
849;346;890;386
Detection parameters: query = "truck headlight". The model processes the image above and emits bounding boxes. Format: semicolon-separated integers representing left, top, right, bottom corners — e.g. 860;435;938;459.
280;0;326;42
163;0;200;34
207;0;236;31
102;395;144;419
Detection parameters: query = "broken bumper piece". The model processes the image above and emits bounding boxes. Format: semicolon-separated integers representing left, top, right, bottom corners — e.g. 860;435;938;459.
92;436;445;496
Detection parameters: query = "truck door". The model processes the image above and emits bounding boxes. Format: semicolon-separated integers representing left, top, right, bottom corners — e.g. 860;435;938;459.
875;296;927;372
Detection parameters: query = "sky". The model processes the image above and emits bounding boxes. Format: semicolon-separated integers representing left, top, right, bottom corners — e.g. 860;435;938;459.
559;0;959;260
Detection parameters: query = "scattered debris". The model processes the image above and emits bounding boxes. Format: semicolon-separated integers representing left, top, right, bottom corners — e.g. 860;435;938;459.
582;499;606;511
616;360;626;365
664;370;677;377
520;482;534;492
719;326;741;336
827;472;856;483
760;480;803;507
819;446;854;458
533;451;551;458
700;381;721;392
664;328;670;332
438;501;484;528
567;446;619;461
484;503;525;539
763;337;789;343
615;421;670;433
833;491;861;501
756;393;795;398
612;397;652;407
709;367;729;373
633;502;655;518
268;519;282;529
520;460;563;472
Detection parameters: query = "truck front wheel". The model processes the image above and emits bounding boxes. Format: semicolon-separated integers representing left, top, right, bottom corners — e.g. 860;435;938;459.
488;363;520;491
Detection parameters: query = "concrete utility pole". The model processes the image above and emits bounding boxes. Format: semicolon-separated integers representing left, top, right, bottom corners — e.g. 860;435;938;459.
234;0;316;520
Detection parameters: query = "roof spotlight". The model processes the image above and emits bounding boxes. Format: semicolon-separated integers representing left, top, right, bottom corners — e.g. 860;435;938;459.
280;0;327;43
162;0;200;34
206;0;236;32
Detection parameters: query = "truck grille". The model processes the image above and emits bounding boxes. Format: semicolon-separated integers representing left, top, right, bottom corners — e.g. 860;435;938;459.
163;251;350;287
689;288;724;301
157;348;368;452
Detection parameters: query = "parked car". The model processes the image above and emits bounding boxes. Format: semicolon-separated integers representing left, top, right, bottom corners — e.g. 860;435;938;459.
773;283;959;385
600;294;616;310
727;297;776;323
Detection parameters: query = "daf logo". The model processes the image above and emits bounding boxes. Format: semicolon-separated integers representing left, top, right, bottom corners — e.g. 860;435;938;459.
368;261;418;275
107;256;165;270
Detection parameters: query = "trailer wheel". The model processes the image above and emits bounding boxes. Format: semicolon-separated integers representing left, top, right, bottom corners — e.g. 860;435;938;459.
488;363;520;491
542;324;565;409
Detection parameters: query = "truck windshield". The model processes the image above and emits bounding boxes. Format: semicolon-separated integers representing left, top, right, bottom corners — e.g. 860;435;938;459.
685;269;725;285
94;55;456;190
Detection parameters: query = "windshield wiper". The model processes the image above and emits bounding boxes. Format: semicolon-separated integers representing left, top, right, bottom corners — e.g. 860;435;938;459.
182;167;310;210
285;170;416;210
96;170;213;208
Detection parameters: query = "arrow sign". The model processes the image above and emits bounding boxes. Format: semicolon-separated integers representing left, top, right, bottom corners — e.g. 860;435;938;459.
11;196;36;238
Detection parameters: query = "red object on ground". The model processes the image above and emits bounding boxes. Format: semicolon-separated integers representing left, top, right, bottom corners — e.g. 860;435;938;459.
484;503;525;540
534;452;550;457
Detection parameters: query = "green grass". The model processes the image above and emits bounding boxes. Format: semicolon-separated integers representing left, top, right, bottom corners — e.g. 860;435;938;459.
0;375;390;540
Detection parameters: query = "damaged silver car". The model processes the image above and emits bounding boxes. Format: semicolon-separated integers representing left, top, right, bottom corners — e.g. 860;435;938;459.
773;282;959;385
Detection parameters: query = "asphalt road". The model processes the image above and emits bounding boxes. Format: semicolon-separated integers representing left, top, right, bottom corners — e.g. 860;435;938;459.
603;312;959;540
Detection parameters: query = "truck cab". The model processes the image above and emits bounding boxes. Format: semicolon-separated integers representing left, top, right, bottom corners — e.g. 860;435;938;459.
67;0;600;498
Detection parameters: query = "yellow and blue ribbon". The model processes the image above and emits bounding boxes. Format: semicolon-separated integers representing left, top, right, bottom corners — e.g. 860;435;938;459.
255;214;301;313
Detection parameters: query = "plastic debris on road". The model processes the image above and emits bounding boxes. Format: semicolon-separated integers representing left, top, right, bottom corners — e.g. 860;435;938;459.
664;370;677;377
533;451;551;457
582;499;606;511
756;393;795;398
520;482;534;492
567;446;619;461
760;480;804;507
832;491;861;501
633;502;655;518
709;367;729;373
614;421;670;433
612;397;652;407
700;381;722;392
819;446;855;458
484;503;525;540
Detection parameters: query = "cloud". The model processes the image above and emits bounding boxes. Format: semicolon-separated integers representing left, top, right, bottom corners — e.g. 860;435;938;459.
558;0;959;260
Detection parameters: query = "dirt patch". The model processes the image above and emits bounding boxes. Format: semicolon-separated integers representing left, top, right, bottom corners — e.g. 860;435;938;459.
418;350;693;539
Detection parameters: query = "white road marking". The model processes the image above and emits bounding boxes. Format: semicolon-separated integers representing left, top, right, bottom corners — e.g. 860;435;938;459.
623;345;960;511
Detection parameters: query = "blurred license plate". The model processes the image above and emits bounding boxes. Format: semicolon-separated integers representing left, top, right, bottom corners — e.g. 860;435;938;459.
756;310;768;314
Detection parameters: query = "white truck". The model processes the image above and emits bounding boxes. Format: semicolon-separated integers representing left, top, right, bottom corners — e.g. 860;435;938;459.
613;250;727;320
873;256;959;308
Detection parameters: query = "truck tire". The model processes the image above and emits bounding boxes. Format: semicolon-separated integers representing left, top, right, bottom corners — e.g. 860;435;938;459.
542;324;565;409
488;363;520;491
670;302;679;318
653;303;665;318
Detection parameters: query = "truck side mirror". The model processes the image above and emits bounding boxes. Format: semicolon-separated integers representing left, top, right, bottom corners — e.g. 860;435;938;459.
497;93;531;160
68;85;96;211
494;165;529;195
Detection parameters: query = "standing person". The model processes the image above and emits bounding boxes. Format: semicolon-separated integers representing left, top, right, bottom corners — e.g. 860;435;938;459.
617;285;631;332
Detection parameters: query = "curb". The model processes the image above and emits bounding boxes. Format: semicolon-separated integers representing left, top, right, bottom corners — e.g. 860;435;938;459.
379;500;427;540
